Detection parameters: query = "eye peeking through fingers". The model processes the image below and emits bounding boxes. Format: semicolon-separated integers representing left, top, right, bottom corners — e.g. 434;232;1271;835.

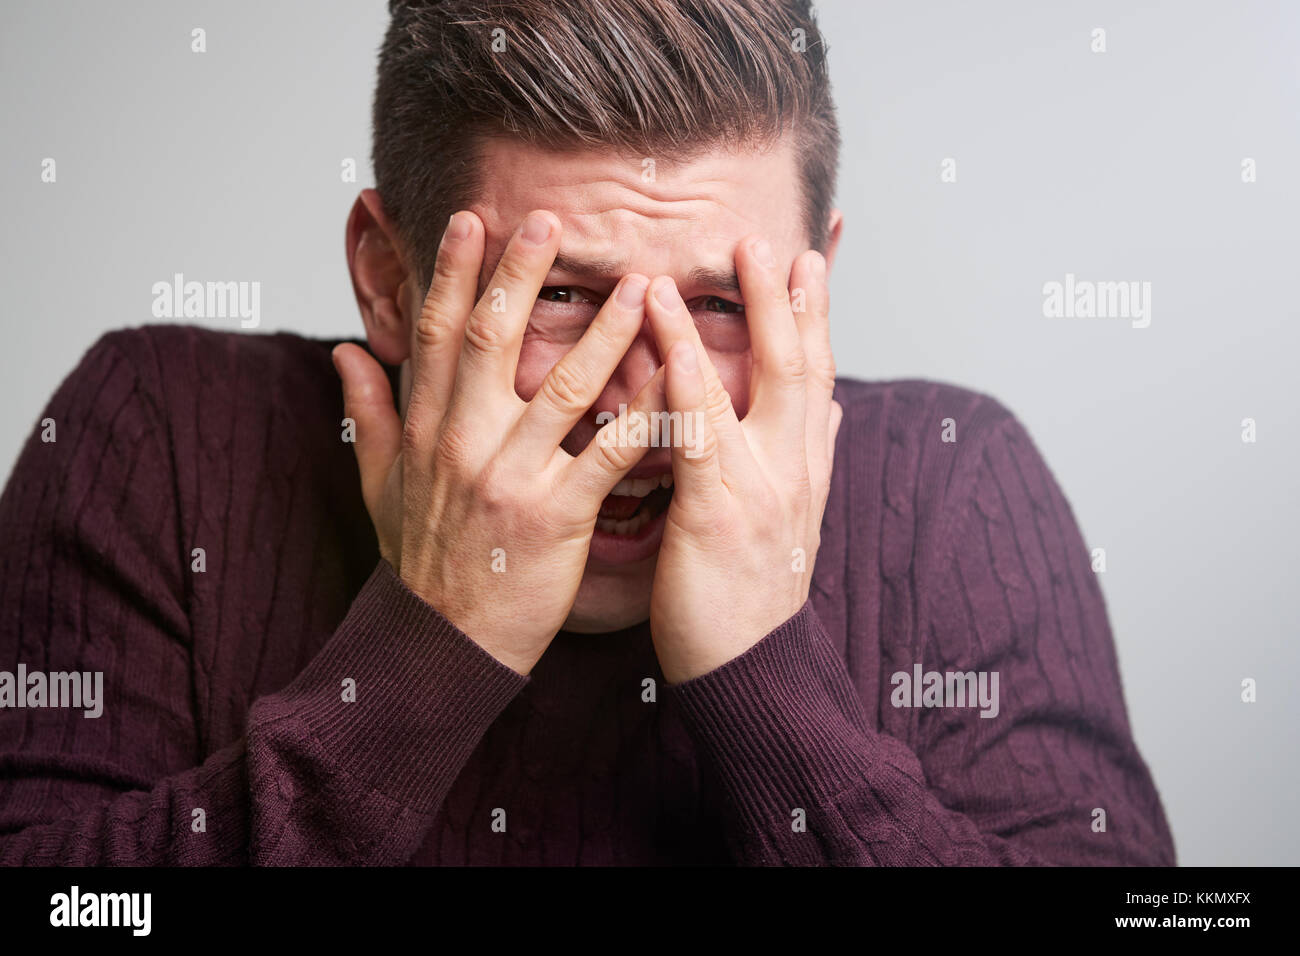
529;283;751;354
529;286;603;343
537;285;601;305
688;295;749;353
692;295;745;316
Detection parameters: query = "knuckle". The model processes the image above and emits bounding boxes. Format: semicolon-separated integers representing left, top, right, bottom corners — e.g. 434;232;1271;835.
809;353;837;391
462;310;507;355
752;514;780;547
776;346;808;382
401;416;432;457
415;307;456;351
476;461;514;510
592;430;636;474
692;428;720;462
539;360;592;415
434;420;476;471
491;253;532;291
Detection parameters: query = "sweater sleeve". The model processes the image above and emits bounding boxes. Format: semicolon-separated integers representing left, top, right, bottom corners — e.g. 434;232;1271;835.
665;414;1175;866
0;335;528;865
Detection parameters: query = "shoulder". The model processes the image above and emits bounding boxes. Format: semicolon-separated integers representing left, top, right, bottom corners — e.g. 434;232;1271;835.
85;324;372;411
74;324;391;444
65;324;386;495
831;376;1021;450
829;376;1035;501
826;375;1058;565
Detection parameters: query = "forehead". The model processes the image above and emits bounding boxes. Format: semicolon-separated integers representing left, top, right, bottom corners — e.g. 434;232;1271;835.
468;136;804;283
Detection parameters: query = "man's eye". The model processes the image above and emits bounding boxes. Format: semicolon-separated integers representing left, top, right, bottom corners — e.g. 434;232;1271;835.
539;286;590;304
696;296;745;315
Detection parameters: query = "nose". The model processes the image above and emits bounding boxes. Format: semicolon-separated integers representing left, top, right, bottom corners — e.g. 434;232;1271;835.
591;317;661;414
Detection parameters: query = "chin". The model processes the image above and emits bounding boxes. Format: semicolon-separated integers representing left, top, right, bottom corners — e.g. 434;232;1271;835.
561;558;656;634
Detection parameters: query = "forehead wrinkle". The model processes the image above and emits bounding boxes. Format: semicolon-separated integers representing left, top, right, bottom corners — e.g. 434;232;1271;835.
472;176;774;292
577;193;738;226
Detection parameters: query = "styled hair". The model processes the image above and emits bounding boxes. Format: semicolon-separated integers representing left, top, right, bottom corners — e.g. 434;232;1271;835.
374;0;839;281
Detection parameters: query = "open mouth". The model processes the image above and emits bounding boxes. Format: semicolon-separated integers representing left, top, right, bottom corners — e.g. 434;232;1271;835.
595;474;674;536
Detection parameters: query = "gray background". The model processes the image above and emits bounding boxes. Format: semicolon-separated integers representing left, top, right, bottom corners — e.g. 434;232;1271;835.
1;0;1296;865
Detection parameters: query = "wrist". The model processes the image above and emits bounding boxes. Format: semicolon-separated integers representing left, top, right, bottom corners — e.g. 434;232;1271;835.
397;568;547;676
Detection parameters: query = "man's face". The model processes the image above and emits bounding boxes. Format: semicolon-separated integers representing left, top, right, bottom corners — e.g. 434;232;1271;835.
420;136;810;633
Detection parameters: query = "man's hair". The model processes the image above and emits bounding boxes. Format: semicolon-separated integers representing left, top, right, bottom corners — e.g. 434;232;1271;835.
373;0;839;282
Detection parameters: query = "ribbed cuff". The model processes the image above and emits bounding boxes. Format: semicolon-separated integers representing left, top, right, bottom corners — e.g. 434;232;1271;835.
665;602;877;820
277;560;529;814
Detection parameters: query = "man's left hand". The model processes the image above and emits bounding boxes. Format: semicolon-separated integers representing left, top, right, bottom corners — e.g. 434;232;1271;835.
645;238;842;684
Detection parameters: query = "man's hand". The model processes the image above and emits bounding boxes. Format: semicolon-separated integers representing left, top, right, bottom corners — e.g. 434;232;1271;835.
645;238;842;684
332;210;663;675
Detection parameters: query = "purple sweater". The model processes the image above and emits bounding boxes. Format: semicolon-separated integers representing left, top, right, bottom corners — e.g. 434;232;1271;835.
0;326;1175;865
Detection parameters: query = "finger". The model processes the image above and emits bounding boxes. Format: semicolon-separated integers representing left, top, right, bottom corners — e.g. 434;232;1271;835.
332;343;402;517
810;397;845;544
563;365;668;510
663;339;723;509
827;398;844;483
789;249;835;487
511;274;649;464
643;275;750;470
407;210;485;427
736;235;807;447
451;209;561;412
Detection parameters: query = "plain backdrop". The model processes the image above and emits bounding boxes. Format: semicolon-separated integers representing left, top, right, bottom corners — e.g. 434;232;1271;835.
1;0;1296;865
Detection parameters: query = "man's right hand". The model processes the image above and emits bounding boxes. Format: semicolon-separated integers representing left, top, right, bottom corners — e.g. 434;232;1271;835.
332;209;661;675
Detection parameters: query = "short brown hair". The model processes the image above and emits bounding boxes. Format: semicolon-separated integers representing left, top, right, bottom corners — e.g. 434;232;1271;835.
374;0;839;283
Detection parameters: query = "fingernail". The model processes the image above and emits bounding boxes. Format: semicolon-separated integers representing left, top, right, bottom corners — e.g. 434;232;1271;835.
752;238;775;268
617;275;648;307
653;277;682;310
674;341;698;372
444;212;470;242
811;251;826;279
521;213;552;245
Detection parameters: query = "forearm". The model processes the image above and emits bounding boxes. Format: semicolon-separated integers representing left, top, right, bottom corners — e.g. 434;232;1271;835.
1;561;528;865
666;603;1171;866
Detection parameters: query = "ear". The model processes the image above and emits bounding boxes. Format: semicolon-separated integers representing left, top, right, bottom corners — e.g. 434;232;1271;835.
822;208;844;275
346;188;416;366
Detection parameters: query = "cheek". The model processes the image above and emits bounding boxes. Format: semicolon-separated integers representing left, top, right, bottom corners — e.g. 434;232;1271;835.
514;340;569;401
708;351;753;418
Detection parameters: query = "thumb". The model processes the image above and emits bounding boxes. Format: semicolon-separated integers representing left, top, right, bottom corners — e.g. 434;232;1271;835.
332;343;402;516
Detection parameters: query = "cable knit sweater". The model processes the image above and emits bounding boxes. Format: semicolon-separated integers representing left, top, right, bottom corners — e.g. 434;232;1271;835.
0;325;1175;865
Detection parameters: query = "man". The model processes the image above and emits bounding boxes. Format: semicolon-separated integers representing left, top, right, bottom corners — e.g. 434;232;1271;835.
0;0;1174;865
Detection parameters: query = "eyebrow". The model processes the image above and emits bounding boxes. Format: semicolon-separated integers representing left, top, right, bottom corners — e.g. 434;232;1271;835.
549;252;624;279
686;266;741;293
548;253;741;293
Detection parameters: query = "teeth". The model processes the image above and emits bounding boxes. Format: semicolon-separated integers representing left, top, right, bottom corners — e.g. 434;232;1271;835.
595;506;655;536
610;474;673;498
